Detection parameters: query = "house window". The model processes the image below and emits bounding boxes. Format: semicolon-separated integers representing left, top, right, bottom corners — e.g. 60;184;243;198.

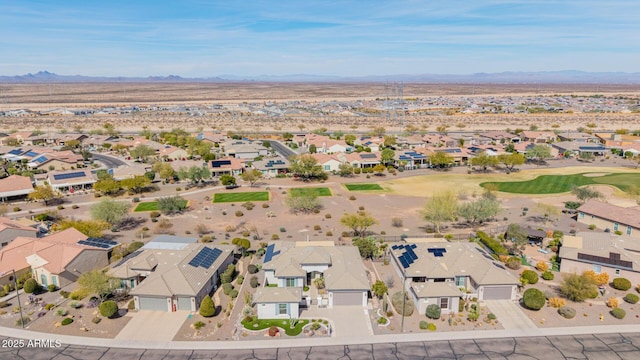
593;265;601;273
52;276;58;286
278;304;287;315
614;223;619;231
440;298;449;309
455;276;465;287
579;212;584;219
285;278;296;287
628;226;632;236
324;165;330;170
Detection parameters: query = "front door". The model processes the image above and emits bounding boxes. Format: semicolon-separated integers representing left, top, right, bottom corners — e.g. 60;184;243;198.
40;274;48;286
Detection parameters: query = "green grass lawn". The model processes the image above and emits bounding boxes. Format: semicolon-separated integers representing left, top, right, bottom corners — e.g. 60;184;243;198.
345;183;384;191
241;318;310;336
213;192;270;203
481;173;640;194
133;202;158;212
290;187;332;197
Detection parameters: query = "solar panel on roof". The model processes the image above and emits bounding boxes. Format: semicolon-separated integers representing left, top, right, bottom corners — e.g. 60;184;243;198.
78;237;118;249
399;257;409;269
410;244;417;249
188;247;223;268
264;244;281;263
360;153;377;159
25;151;38;157
391;245;399;250
52;171;86;181
8;149;22;155
34;156;47;164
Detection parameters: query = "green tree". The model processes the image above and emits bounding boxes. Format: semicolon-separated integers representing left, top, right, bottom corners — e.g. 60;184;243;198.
232;237;251;256
78;270;118;302
422;192;458;233
429;151;454;168
373;164;386;175
199;295;215;317
559;273;597;302
344;134;356;146
579;152;595;162
505;223;529;254
282;132;294;141
340;211;378;238
289;154;327;181
371;280;388;299
90;199;130;225
380;148;395;166
457;197;501;226
371;126;386;136
497;152;525;172
352;237;378;259
337;163;354;177
537;203;560;225
157;196;188;215
571;185;602;202
177;166;211;184
99;300;118;317
309;144;317;153
470;151;498;172
94;178;121;196
284;193;321;214
152;162;176;181
120;175;151;194
240;169;263;187
564;201;582;211
129;144;156;162
23;279;39;294
220;174;236;186
28;184;60;206
526;144;552;163
383;135;396;148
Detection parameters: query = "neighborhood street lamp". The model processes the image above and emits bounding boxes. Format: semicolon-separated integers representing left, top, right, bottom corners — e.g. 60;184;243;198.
2;270;25;328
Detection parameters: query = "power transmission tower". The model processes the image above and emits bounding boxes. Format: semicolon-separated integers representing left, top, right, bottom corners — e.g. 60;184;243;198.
384;82;404;131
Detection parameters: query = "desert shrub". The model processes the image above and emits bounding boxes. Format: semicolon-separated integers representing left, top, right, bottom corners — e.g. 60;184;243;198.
99;300;118;318
607;297;620;308
242;202;255;210
542;271;555;281
612;277;632;291
222;283;234;295
44;303;55;311
425;304;441;319
326;231;333;236
349;195;356;201
583;270;611;285
229;289;239;299
624;293;639;304
523;288;545;310
475;231;508;256
92;317;102;324
23;279;38;294
487;313;497;320
325;213;332;219
418;320;428;330
69;301;82;309
150;211;161;218
250;276;259;288
521;270;539;285
47;284;57;292
313;225;321;231
588;224;596;230
56;308;68;317
69;288;91;300
391;217;403;227
248;264;258;274
505;257;522;270
427;323;437;331
235;211;244;217
268;326;279;337
557;306;576;319
548;297;566;308
271;234;279;240
611;308;626;319
61;317;73;326
128;300;135;310
199;295;215;317
587;287;599;299
560;273;598;302
60;290;70;298
262;203;269;208
377;317;387;325
236;275;244;285
391;291;414;316
536;261;549;272
194;321;206;330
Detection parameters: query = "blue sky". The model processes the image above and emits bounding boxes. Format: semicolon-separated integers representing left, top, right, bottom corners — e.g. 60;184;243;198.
1;1;638;77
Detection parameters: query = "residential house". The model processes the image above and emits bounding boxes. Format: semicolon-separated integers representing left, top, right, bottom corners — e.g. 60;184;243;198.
252;158;290;178
0;217;38;248
390;242;518;315
577;200;640;238
520;131;557;143
305;134;350;154
46;169;96;192
557;132;599;143
394;151;428;170
225;141;269;159
158;145;188;161
552;142;608;157
481;131;521;144
27;150;84;170
355;136;384;152
309;153;342;172
559;232;640;285
343;152;381;168
421;134;457;148
209;157;244;177
0;175;33;202
0;228;111;288
257;242;370;318
111;236;235;312
109;163;150;180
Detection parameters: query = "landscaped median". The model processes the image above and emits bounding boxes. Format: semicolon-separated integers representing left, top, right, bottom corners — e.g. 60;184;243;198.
289;187;332;197
213;192;269;203
241;317;309;336
133;201;159;212
344;183;384;191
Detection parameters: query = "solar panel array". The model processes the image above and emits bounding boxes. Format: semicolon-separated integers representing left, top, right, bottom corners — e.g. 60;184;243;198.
577;253;633;269
78;237;118;249
8;148;22;155
25;151;39;157
360;153;377;159
399;151;427;161
33;156;48;164
392;243;418;269
211;160;231;168
113;250;143;268
264;244;281;263
428;248;447;257
52;171;86;181
188;247;222;268
265;160;286;168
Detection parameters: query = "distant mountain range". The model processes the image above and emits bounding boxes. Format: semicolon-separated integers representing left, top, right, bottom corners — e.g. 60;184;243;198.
2;70;640;84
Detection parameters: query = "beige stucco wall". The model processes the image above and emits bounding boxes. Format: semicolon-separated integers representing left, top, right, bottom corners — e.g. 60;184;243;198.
577;213;639;239
560;258;640;285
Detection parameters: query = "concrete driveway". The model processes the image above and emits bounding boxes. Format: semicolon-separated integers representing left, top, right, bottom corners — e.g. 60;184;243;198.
115;310;189;341
301;305;372;338
485;300;537;330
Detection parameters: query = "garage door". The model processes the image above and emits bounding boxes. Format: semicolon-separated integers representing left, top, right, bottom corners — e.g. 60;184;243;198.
482;286;512;300
139;297;168;311
177;297;192;311
332;291;363;306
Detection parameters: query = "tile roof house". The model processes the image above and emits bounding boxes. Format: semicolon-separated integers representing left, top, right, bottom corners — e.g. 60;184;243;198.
559;232;640;285
309;153;343;172
390;242;518;315
577;201;640;239
520;131;557;143
27;150;83;170
251;158;290;178
46;169;96;192
304;134;351;154
110;242;236;312
0;175;33;201
0;217;38;249
209;157;244;177
258;242;370;319
0;228;111;288
158;145;188;161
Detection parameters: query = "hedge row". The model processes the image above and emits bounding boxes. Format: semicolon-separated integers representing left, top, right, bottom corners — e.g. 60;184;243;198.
476;231;508;256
